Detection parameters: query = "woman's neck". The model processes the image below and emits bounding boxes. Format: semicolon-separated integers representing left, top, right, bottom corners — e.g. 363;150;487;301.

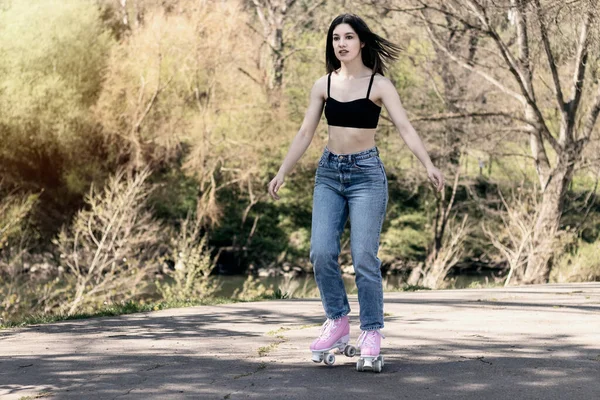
336;56;371;79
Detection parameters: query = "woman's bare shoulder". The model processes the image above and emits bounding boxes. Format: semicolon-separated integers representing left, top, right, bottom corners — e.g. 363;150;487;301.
372;74;396;94
370;74;397;105
314;74;330;86
373;73;392;85
311;74;329;100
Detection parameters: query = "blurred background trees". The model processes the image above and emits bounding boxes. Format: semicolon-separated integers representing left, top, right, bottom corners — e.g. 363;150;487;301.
1;0;599;324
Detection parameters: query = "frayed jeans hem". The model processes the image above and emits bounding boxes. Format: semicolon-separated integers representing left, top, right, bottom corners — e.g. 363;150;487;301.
359;324;384;331
327;309;351;321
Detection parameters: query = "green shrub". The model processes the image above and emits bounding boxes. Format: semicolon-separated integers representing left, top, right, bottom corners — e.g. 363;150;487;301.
551;239;600;282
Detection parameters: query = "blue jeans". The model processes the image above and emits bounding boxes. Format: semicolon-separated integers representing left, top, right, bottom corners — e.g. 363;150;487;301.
310;146;388;331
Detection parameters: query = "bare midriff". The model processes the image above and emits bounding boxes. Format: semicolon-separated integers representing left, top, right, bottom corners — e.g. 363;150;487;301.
326;126;377;155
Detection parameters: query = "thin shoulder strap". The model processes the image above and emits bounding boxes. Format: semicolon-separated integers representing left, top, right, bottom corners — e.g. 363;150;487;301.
366;73;375;99
327;72;331;98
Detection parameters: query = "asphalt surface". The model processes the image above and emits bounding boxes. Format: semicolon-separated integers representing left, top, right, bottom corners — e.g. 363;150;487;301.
1;283;599;399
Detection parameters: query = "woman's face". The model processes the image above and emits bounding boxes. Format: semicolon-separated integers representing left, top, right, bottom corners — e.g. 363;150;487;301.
332;23;363;62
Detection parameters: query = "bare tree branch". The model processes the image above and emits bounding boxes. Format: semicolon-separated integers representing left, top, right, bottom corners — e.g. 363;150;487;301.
281;46;318;61
287;0;326;33
423;21;524;102
568;7;594;131
581;83;600;141
244;21;264;38
533;0;566;120
443;163;462;230
488;151;536;161
251;0;269;36
381;5;428;14
460;0;561;154
237;67;263;86
414;0;487;33
411;111;533;125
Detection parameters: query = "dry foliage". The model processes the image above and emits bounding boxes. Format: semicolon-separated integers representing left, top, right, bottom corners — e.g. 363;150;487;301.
0;189;39;322
389;0;600;282
481;184;539;286
155;213;221;302
409;214;471;289
53;168;163;316
95;0;281;228
0;190;38;253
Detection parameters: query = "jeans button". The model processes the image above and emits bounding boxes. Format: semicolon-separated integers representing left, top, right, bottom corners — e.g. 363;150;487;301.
338;156;343;160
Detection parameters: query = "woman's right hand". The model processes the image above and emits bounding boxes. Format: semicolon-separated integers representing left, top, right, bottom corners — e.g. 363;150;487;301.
268;173;285;201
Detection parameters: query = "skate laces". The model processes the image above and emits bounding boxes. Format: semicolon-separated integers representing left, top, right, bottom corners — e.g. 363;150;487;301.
357;330;385;348
318;318;341;340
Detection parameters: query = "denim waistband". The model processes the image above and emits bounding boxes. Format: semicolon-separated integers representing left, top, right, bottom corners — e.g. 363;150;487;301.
323;146;379;162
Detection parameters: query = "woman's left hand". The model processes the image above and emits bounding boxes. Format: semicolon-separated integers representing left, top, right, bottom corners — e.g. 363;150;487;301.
427;166;444;192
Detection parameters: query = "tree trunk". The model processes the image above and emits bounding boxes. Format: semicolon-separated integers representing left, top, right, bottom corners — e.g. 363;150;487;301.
522;146;579;283
251;0;293;108
118;0;128;26
269;19;284;92
421;10;472;284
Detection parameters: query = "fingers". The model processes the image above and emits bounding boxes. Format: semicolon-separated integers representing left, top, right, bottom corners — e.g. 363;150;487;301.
267;178;281;200
273;180;281;200
436;173;444;192
268;181;277;200
429;171;444;192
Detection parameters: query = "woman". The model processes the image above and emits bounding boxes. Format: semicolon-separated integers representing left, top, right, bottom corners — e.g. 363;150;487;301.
267;14;444;371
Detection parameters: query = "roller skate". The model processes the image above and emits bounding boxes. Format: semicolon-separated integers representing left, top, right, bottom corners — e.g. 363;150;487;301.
310;315;356;366
355;329;385;373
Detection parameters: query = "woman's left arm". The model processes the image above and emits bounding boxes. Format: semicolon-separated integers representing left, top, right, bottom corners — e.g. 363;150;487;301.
379;77;445;192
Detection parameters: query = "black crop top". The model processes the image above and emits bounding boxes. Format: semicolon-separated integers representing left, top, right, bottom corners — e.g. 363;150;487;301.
324;72;382;129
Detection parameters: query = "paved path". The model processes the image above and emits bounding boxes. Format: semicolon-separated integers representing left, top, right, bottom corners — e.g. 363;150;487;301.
1;283;599;399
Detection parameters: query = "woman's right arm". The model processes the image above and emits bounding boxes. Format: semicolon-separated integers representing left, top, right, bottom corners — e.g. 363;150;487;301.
268;77;325;200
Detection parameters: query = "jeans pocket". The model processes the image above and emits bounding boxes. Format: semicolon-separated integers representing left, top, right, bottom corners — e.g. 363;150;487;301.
354;156;380;170
380;163;387;183
318;154;327;168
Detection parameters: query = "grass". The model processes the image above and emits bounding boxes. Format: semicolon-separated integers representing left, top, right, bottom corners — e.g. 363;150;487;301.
299;323;321;329
0;281;492;331
258;334;289;356
257;342;279;357
265;327;292;336
384;284;432;292
402;284;432;291
259;288;290;300
232;361;267;379
18;393;53;400
261;327;292;356
0;295;283;331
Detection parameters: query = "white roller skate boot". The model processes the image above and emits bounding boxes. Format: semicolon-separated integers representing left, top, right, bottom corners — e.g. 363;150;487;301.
310;315;356;366
356;329;385;373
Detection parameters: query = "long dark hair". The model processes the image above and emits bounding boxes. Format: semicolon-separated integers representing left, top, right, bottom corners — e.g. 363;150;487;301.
326;14;401;75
